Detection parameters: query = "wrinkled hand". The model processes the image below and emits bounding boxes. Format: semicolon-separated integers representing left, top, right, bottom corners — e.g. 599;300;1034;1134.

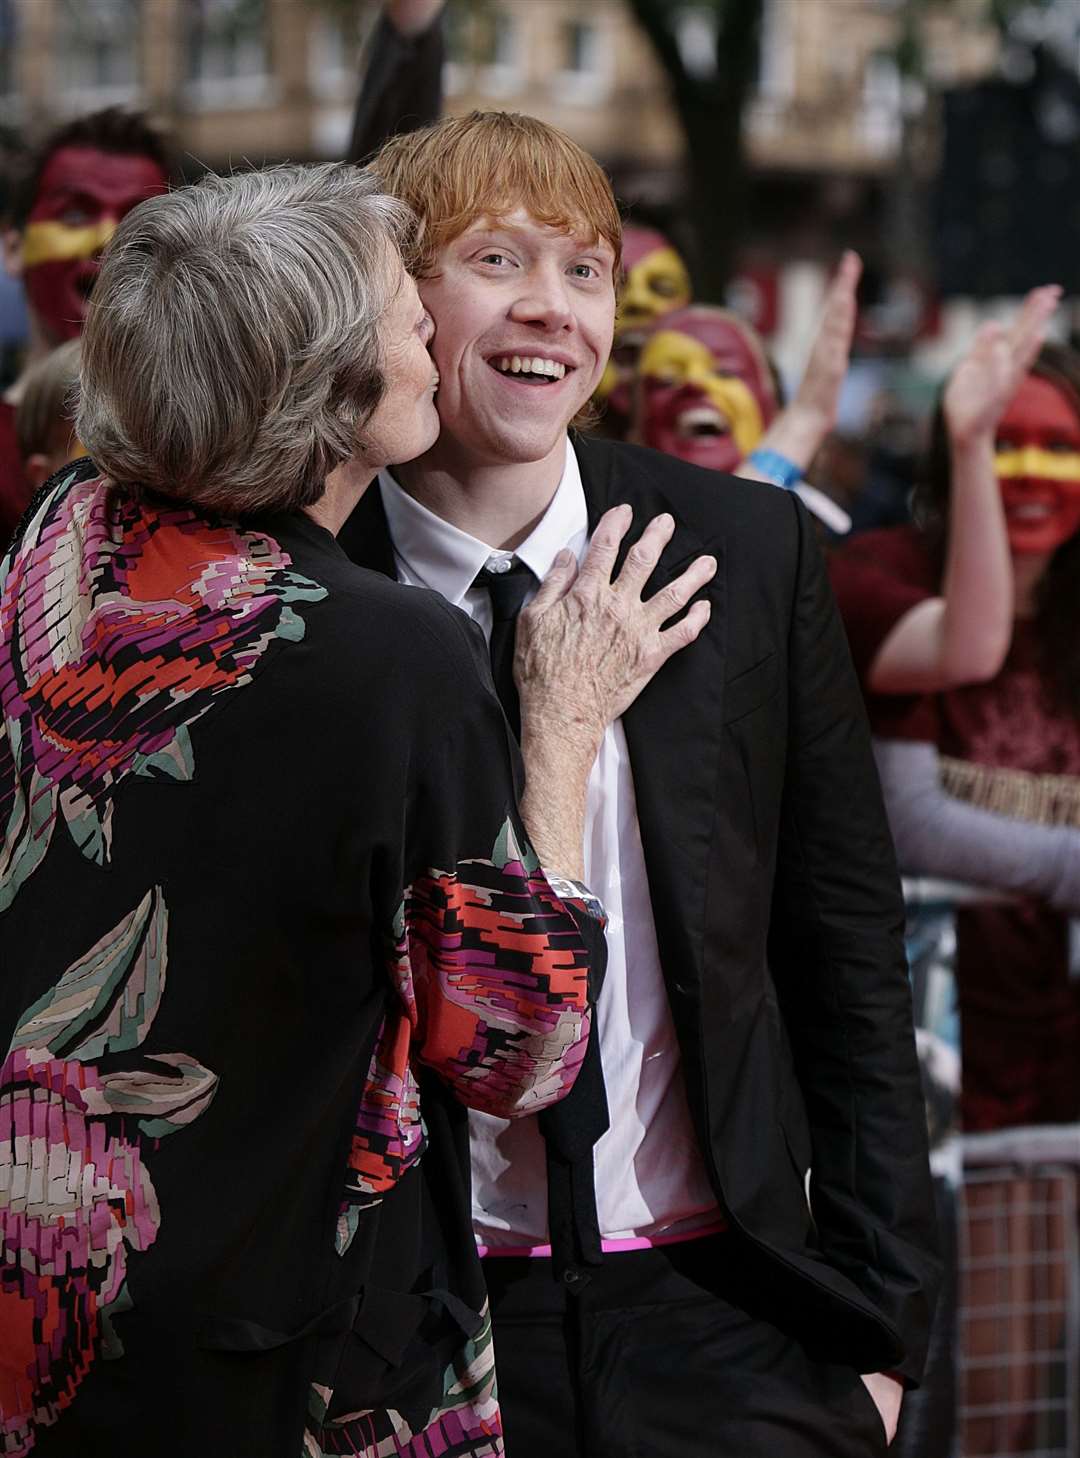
861;1372;903;1446
515;505;716;761
944;284;1061;448
792;249;862;432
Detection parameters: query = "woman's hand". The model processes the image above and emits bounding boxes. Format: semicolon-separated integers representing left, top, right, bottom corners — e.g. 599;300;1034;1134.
944;285;1061;448
513;506;715;878
516;505;715;758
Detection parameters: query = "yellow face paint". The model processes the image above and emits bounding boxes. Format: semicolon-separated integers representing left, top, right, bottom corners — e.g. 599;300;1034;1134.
21;219;117;268
994;446;1080;483
640;330;765;457
619;247;692;331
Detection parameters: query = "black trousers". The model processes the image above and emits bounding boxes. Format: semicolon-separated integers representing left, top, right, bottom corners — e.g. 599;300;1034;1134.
482;1236;890;1458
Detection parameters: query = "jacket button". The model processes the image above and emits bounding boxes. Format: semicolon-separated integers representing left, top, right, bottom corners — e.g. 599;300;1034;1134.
561;1266;590;1289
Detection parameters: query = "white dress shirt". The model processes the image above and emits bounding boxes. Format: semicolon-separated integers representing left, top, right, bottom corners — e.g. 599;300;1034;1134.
378;439;722;1245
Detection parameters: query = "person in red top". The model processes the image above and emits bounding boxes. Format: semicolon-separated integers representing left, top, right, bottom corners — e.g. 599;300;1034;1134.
830;299;1080;1134
0;108;170;541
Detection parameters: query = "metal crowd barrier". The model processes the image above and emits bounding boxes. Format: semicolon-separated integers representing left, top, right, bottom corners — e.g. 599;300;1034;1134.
899;881;1080;1458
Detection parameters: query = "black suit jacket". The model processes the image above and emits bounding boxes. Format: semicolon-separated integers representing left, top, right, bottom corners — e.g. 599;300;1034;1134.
339;436;941;1383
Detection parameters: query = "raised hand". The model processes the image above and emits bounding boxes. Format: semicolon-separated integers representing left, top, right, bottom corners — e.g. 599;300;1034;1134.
738;251;861;486
944;285;1061;448
791;248;862;436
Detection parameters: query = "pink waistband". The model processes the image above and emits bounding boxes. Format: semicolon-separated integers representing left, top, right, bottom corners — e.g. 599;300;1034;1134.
476;1213;728;1260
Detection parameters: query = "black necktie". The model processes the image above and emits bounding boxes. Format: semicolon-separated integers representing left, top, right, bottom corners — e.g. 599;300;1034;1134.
473;561;535;739
472;558;610;1283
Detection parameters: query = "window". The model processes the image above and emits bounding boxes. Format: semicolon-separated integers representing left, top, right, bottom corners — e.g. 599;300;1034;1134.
476;9;522;97
309;5;379;102
756;0;795;101
675;7;717;82
442;0;470;96
52;0;140;104
186;0;272;108
552;16;612;106
859;51;903;158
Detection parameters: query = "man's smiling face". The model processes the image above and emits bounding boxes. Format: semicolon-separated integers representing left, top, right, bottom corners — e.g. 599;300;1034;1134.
418;209;617;467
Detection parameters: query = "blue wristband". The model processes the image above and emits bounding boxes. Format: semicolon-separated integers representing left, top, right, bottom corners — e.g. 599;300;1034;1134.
747;447;801;491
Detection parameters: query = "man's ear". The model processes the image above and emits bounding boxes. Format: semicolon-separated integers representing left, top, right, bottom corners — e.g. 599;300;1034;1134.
2;225;24;280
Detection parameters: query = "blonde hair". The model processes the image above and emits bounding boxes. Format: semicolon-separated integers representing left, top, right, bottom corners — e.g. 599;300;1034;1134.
373;111;622;279
15;338;81;462
78;162;413;514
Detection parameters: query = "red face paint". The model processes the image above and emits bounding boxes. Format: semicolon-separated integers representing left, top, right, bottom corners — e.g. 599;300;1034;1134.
597;225;692;431
21;146;168;342
994;375;1080;556
636;306;778;474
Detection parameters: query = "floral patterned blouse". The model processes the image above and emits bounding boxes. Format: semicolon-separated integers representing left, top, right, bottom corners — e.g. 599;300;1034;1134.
0;462;604;1458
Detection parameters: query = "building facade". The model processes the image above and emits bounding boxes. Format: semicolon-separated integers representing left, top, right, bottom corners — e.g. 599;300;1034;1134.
0;0;1001;179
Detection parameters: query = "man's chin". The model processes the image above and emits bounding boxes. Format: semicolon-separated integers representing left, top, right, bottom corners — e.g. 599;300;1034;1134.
435;417;573;469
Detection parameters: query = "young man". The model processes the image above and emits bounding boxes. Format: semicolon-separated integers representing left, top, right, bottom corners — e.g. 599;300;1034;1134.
340;111;939;1457
0;108;169;537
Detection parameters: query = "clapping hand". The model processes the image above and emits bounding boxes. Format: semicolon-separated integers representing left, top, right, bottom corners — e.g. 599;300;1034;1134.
944;285;1061;449
739;251;861;485
790;249;862;440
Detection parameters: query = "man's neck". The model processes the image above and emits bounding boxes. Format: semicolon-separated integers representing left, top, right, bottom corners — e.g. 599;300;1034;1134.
395;434;567;551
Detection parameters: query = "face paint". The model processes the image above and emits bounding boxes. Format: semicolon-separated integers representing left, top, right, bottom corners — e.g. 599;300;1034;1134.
635;306;779;474
596;225;691;430
21;146;168;342
618;227;692;332
994;374;1080;556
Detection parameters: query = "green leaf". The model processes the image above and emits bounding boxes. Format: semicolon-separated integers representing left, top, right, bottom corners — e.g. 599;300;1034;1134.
492;817;539;875
0;754;57;914
12;886;168;1060
335;1204;362;1257
100;1281;134;1361
61;785;112;867
133;723;195;782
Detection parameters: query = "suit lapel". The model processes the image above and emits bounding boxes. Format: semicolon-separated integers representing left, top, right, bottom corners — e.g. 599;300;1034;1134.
576;435;728;1016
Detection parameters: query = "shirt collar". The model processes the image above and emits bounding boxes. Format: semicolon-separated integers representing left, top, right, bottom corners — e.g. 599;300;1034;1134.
378;437;587;603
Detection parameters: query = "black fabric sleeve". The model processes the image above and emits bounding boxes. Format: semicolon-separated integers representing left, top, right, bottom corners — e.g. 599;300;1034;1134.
346;11;444;164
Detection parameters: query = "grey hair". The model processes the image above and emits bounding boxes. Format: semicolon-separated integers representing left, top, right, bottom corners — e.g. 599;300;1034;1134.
77;162;414;513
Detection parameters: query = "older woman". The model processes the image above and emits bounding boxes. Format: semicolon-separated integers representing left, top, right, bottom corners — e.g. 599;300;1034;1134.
0;165;712;1458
